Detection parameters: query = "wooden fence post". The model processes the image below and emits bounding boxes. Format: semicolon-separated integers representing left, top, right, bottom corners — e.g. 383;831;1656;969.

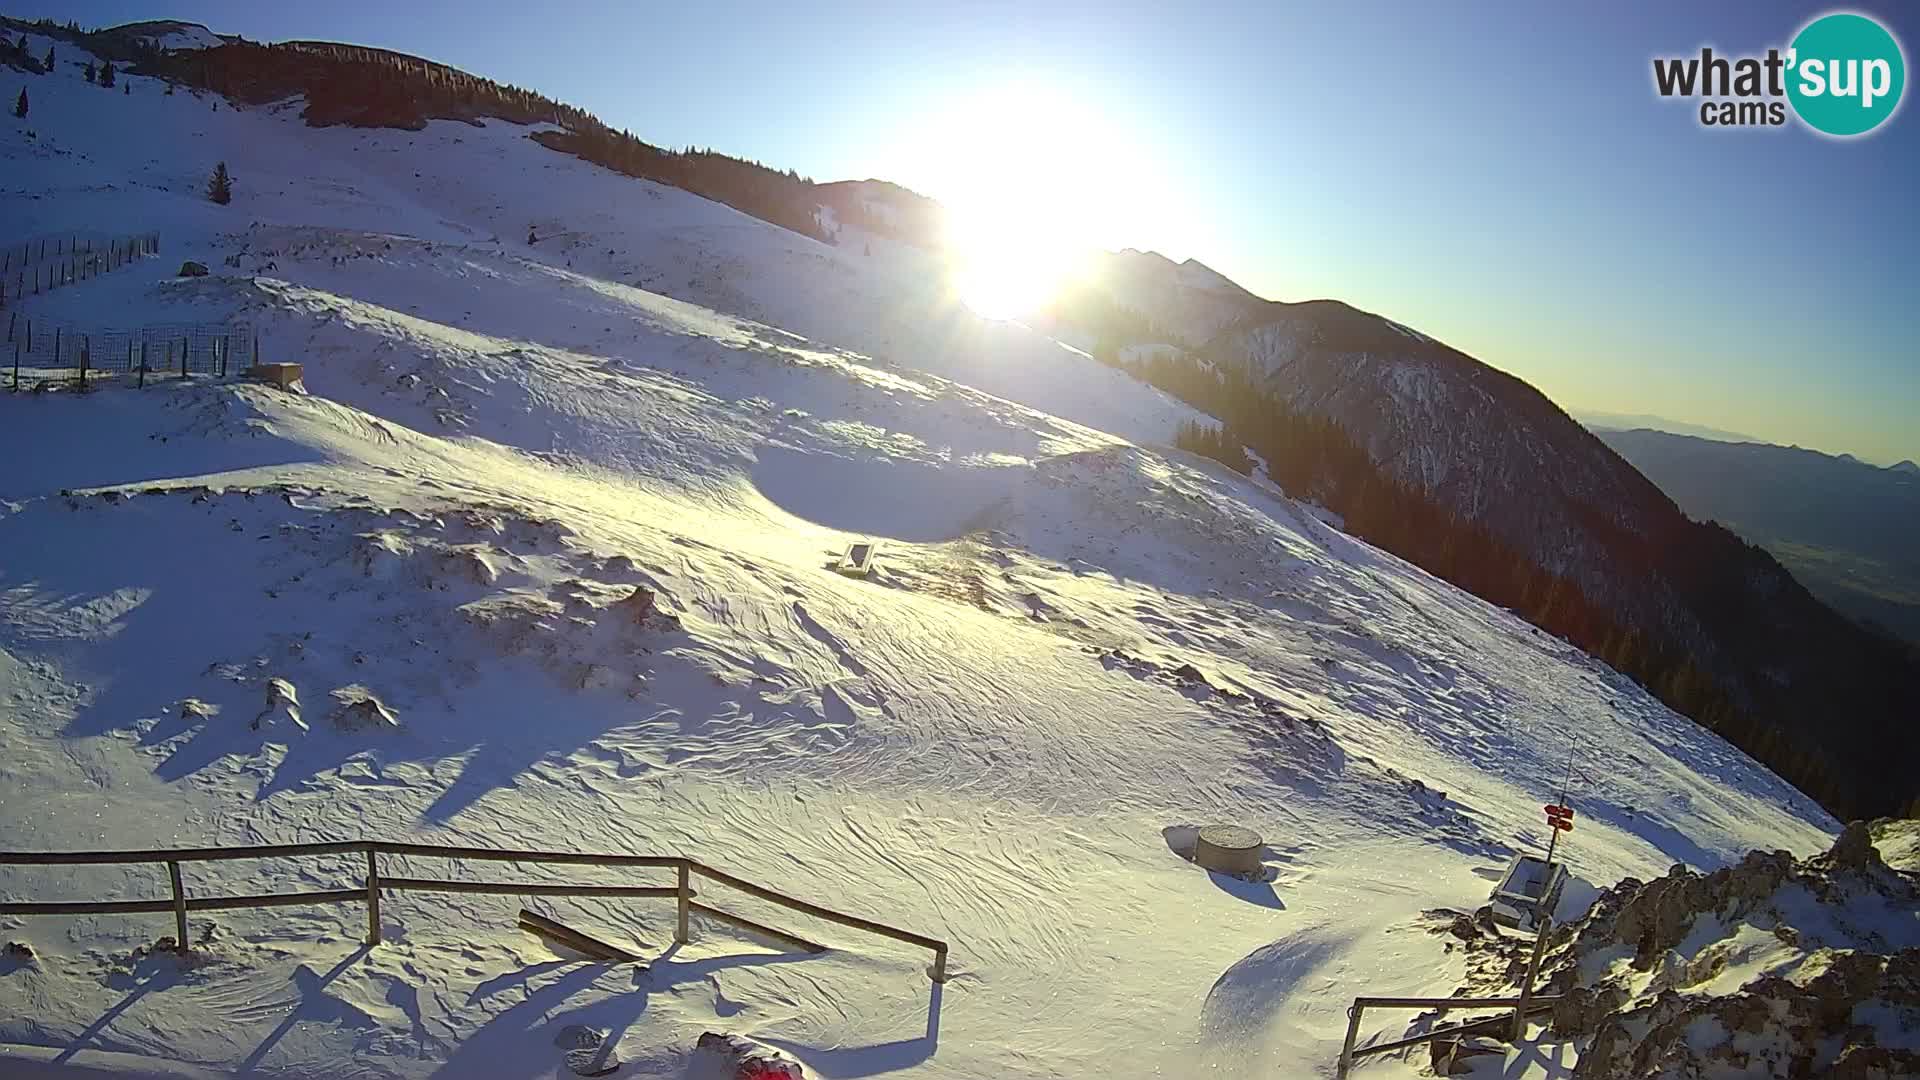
167;861;189;953
78;336;89;390
364;848;381;945
1337;1002;1365;1079
139;341;147;388
675;862;690;944
1511;916;1554;1040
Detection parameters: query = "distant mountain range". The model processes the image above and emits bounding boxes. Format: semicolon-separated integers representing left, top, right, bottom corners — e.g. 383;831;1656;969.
1577;411;1763;445
1597;429;1920;645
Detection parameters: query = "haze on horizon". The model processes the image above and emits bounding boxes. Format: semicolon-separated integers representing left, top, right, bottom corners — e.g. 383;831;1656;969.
29;0;1920;464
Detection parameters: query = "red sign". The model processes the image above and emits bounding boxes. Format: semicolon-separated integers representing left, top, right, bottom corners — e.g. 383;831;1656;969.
1550;817;1573;832
1543;804;1574;819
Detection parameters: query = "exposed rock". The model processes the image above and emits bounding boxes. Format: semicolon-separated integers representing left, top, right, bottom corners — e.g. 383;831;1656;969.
691;1032;804;1078
1431;1033;1504;1075
1814;820;1885;875
328;684;398;730
1547;983;1627;1038
1535;826;1920;1079
553;1024;605;1051
4;941;34;964
435;543;499;586
252;677;305;731
176;698;219;721
564;1045;620;1077
615;585;654;624
177;261;208;277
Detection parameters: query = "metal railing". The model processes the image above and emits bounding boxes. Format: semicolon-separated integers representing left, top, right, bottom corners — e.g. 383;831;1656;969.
0;840;949;982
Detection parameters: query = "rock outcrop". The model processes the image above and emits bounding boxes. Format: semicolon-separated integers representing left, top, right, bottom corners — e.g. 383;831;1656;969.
1532;824;1920;1079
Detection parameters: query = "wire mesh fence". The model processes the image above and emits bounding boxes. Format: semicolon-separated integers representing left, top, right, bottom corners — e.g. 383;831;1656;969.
0;232;162;310
6;314;258;391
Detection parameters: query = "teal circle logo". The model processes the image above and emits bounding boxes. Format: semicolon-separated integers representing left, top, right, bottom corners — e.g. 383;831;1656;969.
1787;13;1906;136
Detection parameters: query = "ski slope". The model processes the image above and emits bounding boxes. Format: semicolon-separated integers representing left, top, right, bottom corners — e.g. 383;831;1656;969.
0;34;1839;1080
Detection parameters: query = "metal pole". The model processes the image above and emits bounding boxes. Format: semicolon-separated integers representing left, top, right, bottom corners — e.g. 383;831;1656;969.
675;862;690;944
167;861;189;952
1337;1002;1365;1078
364;848;381;945
1510;916;1554;1040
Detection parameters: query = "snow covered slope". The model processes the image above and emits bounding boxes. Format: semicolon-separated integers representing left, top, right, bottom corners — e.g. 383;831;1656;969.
0;34;1841;1080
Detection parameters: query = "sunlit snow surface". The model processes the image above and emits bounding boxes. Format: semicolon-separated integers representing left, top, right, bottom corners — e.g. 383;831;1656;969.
0;33;1834;1080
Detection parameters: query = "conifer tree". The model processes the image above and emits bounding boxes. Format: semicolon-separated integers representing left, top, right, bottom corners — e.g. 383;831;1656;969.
84;61;95;83
13;87;25;119
43;45;53;71
207;161;233;205
99;61;114;88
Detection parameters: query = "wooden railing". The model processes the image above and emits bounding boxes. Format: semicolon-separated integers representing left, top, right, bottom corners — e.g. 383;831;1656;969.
1336;994;1562;1076
0;840;949;982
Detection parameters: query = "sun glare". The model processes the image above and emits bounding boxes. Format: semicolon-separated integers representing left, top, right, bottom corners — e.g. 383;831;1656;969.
947;200;1087;321
919;80;1122;321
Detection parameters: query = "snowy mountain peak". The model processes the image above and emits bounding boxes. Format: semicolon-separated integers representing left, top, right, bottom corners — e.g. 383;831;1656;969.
102;18;227;51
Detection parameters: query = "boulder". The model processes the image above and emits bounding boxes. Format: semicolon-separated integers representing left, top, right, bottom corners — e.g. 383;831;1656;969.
252;677;305;731
616;585;655;624
178;261;209;277
328;684;399;731
691;1032;804;1079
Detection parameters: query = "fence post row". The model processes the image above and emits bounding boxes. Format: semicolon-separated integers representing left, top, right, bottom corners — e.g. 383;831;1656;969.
0;841;949;980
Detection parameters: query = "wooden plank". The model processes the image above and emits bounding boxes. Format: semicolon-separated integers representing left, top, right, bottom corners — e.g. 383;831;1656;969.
380;877;677;899
187;889;364;912
373;842;683;869
516;909;642;963
0;842;682;868
689;861;946;953
1349;1002;1556;1060
1352;995;1560;1009
0;898;177;916
690;901;826;954
0;841;369;865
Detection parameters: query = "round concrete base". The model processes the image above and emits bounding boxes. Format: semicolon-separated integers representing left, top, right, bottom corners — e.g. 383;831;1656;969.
1194;824;1263;876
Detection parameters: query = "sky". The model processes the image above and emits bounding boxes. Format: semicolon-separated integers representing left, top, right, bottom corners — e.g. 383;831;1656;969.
29;1;1920;463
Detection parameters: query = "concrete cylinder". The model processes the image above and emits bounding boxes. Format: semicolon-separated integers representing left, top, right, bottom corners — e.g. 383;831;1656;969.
1194;824;1263;876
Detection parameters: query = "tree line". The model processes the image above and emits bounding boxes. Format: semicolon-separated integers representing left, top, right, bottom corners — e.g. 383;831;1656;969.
1124;347;1912;820
122;40;827;243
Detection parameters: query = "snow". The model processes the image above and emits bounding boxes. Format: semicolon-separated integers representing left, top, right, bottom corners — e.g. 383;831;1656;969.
139;24;225;52
0;37;1843;1080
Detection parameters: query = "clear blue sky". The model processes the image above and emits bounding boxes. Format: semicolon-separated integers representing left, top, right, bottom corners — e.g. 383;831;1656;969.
31;1;1920;463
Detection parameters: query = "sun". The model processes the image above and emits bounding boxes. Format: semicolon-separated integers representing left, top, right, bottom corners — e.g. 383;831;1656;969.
946;198;1087;321
916;80;1117;321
